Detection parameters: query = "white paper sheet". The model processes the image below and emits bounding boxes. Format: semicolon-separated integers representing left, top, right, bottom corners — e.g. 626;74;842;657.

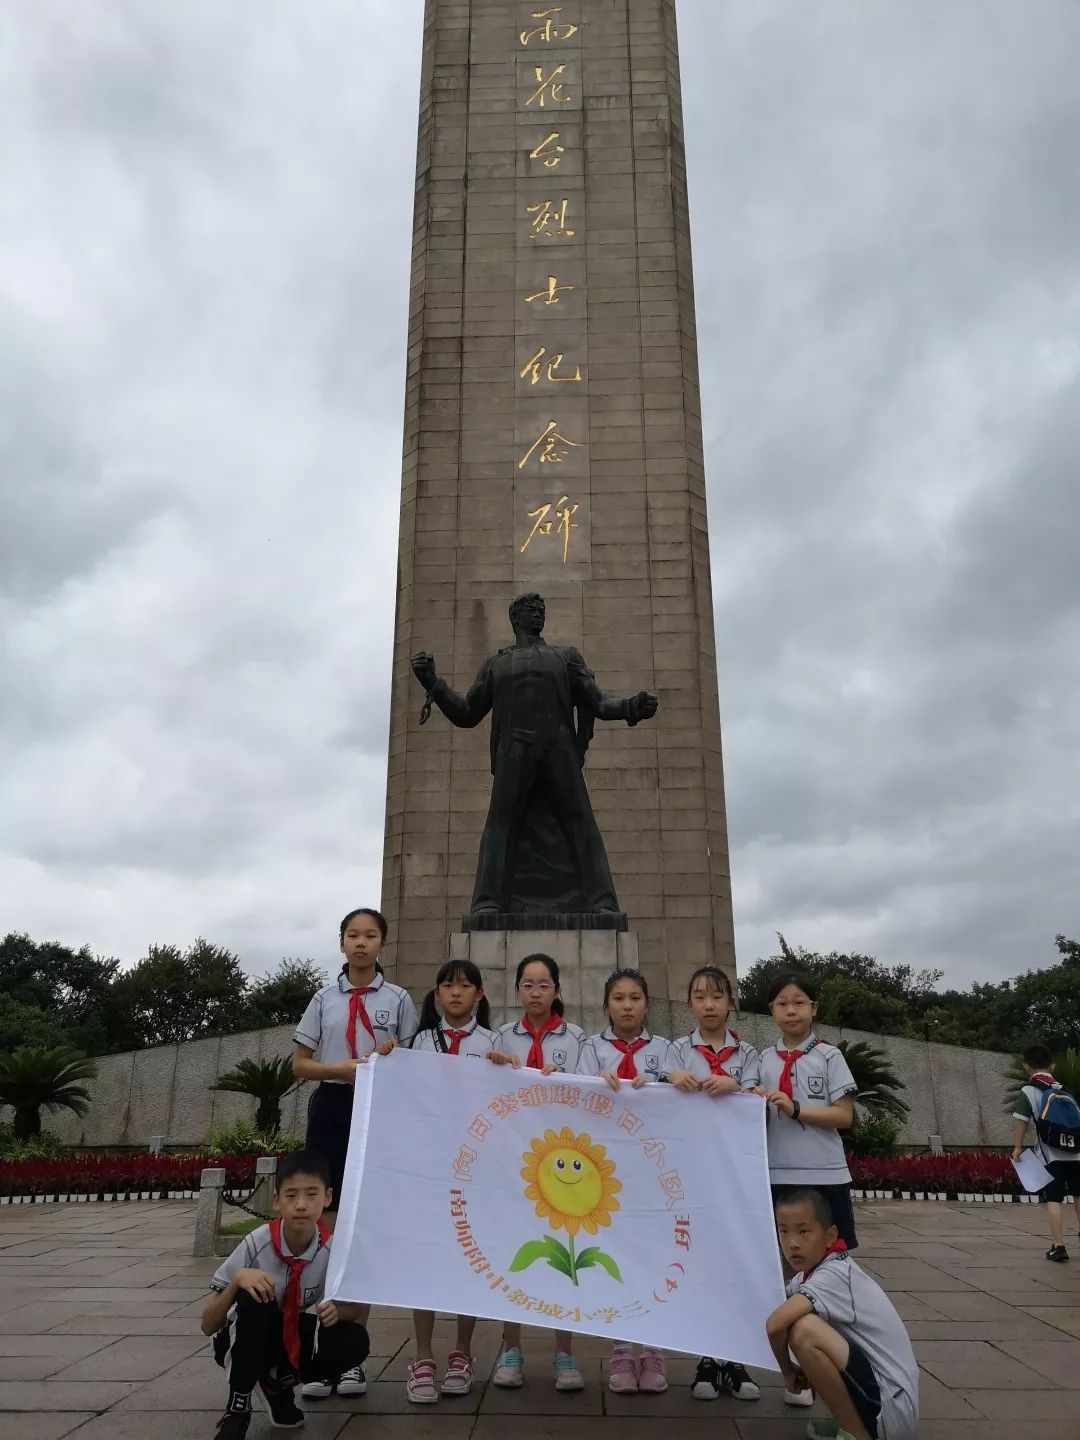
1012;1148;1053;1193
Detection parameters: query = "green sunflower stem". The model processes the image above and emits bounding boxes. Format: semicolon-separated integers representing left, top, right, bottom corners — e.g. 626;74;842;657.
567;1232;578;1286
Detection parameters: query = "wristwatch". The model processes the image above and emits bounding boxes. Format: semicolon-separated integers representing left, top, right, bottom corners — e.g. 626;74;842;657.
791;1099;801;1121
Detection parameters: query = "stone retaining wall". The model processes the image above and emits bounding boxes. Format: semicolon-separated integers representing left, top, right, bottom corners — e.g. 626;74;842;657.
11;1013;1016;1150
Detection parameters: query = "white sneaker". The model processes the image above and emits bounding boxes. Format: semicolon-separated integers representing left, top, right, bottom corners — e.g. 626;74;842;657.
492;1347;525;1388
300;1378;334;1400
335;1365;367;1396
784;1383;815;1407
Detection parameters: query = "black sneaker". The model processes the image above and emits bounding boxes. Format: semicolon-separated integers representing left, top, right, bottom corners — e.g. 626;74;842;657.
214;1402;251;1440
261;1381;305;1428
691;1357;722;1399
1047;1244;1069;1263
719;1361;761;1401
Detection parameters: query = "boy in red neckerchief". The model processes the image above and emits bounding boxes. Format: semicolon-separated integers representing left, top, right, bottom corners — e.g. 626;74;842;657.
201;1150;369;1439
766;1190;918;1440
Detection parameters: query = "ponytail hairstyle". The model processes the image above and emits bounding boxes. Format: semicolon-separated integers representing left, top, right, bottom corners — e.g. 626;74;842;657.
686;965;734;1003
602;967;649;1015
339;907;387;976
414;960;492;1039
515;953;565;1016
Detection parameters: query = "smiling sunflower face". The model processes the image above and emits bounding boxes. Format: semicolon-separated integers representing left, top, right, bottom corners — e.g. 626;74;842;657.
521;1127;621;1236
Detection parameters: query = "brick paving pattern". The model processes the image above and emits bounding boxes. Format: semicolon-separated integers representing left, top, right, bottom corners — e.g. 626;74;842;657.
1;1200;1079;1438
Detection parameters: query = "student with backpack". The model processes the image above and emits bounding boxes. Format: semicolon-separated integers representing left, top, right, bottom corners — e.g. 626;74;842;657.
1012;1044;1080;1262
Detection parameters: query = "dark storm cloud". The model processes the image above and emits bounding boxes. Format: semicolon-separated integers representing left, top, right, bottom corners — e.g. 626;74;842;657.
681;0;1080;982
1;0;1077;987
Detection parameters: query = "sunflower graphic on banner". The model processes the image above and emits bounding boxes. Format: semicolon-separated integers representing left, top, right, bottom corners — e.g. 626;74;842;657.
326;1049;784;1368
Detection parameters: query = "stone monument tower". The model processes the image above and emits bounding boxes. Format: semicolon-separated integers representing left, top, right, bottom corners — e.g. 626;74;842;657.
381;0;733;1029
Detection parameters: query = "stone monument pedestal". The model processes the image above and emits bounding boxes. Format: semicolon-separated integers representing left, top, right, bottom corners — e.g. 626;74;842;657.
448;929;678;1037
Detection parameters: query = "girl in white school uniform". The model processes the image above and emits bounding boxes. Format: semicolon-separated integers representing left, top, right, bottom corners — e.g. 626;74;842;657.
666;965;763;1405
756;970;858;1412
489;953;587;1392
406;959;499;1404
291;907;419;1400
579;968;675;1396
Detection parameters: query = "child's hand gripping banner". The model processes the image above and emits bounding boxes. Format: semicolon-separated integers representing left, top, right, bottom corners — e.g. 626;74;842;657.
325;1050;785;1368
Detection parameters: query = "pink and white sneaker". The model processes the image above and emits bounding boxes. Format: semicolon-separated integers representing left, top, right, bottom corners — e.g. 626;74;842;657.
440;1350;475;1396
608;1344;638;1394
638;1347;668;1394
406;1359;438;1405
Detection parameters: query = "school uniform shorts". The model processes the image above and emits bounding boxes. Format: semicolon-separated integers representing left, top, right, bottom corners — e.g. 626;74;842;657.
771;1182;859;1250
213;1292;368;1392
1042;1161;1080;1204
305;1082;355;1213
838;1336;882;1439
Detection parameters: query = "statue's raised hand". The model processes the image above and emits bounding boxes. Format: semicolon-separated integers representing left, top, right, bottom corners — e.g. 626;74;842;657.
411;651;438;690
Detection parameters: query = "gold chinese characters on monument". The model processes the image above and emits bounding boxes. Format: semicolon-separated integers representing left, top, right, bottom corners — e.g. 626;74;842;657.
518;420;583;471
530;132;566;168
518;11;583;566
520;346;583;386
521;495;580;564
521;8;579;46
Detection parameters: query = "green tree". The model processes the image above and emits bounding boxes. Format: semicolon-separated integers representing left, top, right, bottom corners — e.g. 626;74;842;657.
245;960;326;1029
836;1040;909;1120
0;1047;98;1141
817;976;911;1035
210;1056;297;1133
109;940;249;1049
0;933;120;1055
0;994;57;1053
738;935;942;1038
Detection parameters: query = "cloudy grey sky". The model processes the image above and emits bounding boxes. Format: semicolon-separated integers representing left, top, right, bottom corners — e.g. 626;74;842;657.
2;0;1077;989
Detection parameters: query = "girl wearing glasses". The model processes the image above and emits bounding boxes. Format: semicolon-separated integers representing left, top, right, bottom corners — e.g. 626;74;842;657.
489;953;586;1393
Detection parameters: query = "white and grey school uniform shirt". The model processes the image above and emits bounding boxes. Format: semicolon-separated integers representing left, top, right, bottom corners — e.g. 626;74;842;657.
786;1252;918;1440
578;1028;674;1082
294;969;420;1080
1013;1078;1080;1167
667;1029;761;1088
759;1034;857;1185
210;1223;331;1311
494;1017;585;1073
411;1017;498;1059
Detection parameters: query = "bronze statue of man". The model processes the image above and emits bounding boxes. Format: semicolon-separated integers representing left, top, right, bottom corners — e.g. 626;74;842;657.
411;593;659;923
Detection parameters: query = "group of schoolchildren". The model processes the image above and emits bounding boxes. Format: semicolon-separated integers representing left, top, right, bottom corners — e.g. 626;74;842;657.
205;906;927;1440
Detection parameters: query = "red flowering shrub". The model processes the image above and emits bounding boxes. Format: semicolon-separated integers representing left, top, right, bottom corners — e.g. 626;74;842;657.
848;1150;1019;1197
0;1151;265;1199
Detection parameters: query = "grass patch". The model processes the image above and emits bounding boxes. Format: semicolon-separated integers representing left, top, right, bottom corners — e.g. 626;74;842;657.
220;1217;263;1238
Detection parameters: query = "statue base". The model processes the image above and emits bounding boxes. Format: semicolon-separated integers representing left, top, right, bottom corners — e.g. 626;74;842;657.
462;910;628;934
447;928;680;1033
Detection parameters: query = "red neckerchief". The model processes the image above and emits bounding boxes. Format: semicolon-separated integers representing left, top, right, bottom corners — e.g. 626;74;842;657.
444;1028;469;1056
268;1218;330;1370
799;1238;848;1284
611;1036;648;1080
521;1014;561;1070
345;984;377;1058
694;1030;740;1077
776;1037;816;1100
1030;1071;1057;1087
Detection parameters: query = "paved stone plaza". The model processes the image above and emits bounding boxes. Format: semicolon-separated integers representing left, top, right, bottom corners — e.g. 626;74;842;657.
1;1200;1078;1438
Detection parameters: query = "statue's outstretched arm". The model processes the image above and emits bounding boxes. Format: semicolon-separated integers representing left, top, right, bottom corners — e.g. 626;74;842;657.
566;649;659;726
412;652;493;729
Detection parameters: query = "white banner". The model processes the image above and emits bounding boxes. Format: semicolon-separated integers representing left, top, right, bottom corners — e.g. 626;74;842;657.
326;1050;785;1369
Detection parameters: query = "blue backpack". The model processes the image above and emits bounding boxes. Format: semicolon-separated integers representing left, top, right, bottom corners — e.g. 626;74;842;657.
1030;1078;1080;1152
